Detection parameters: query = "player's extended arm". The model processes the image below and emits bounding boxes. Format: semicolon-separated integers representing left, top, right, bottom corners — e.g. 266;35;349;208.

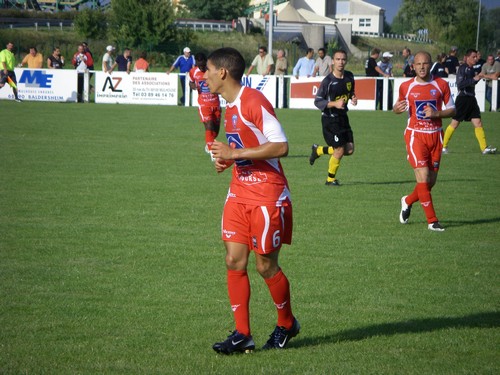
211;140;288;161
423;105;455;119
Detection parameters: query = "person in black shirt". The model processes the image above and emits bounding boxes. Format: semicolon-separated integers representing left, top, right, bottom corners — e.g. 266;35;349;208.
47;47;64;69
402;47;416;77
473;50;486;74
431;53;448;78
442;49;496;154
116;48;132;74
365;48;390;110
444;46;460;76
309;50;358;186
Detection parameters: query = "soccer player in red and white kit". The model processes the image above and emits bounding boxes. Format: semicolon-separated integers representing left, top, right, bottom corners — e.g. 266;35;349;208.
204;47;299;354
188;52;221;157
393;51;456;231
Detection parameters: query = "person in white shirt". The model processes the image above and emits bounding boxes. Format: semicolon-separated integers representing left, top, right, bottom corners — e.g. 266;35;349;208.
293;48;315;79
102;45;117;74
312;48;332;77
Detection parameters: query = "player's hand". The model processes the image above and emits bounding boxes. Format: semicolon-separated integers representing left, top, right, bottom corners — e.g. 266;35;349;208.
211;140;233;160
214;158;234;173
351;94;358;106
332;98;345;109
423;104;438;118
393;100;408;114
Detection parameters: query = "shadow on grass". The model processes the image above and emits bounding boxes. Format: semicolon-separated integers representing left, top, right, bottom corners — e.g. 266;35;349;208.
444;217;500;228
293;311;500;348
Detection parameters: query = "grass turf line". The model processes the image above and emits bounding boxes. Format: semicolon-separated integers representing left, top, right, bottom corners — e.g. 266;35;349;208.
0;102;499;374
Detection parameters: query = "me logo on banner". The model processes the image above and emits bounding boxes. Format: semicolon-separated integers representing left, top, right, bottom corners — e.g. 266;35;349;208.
19;70;54;88
241;76;269;91
102;76;123;92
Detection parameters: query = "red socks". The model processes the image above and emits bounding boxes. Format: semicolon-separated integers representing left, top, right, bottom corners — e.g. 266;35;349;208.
406;182;437;224
205;130;217;146
227;269;294;335
264;269;294;329
227;270;251;336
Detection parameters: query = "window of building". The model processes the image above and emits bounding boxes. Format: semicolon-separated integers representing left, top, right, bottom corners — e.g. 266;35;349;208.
359;18;371;27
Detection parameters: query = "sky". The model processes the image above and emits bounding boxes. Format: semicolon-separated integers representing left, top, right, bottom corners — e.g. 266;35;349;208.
366;0;499;23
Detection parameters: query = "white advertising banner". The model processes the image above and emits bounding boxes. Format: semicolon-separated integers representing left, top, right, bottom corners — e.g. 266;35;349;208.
191;74;277;107
289;76;378;110
0;68;78;102
94;71;178;105
393;77;486;112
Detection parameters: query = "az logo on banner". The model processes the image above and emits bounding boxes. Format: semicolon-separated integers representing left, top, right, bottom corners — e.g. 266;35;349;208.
102;76;123;92
19;70;54;88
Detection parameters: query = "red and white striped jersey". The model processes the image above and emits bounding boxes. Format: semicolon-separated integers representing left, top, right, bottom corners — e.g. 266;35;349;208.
188;66;220;107
224;86;291;207
398;76;454;132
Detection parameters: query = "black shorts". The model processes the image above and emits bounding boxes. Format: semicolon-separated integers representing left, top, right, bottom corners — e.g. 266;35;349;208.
0;70;17;85
321;115;354;147
453;95;481;122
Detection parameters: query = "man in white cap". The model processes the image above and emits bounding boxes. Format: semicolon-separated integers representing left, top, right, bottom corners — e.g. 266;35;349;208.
378;51;394;109
167;46;195;105
102;45;117;74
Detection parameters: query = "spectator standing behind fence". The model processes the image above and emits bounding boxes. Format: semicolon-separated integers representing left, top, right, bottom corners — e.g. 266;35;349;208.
82;42;94;71
312;48;332;77
116;48;132;74
480;54;500;111
293;48;315;79
246;46;274;76
19;47;43;69
72;44;93;103
431;53;448;78
47;47;64;69
274;49;288;76
378;51;394;109
167;47;195;105
365;48;389;110
102;45;117;74
444;47;460;76
474;51;486;74
402;47;415;77
134;51;149;72
0;42;22;102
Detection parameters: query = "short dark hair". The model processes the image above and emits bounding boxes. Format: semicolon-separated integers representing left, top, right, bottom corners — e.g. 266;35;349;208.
207;47;245;81
306;48;314;54
318;48;326;54
194;52;207;65
465;48;477;57
259;46;267;53
333;49;348;58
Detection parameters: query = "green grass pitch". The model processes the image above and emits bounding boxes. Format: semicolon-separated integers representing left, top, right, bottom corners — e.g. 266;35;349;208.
1;101;499;374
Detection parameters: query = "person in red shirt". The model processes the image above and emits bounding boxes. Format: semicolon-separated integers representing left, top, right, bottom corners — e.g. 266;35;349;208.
393;51;456;232
188;53;221;157
71;44;94;103
205;47;299;354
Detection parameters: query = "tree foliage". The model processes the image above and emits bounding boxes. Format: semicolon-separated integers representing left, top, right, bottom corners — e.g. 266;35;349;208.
109;0;177;50
74;9;108;40
182;0;250;21
391;0;499;52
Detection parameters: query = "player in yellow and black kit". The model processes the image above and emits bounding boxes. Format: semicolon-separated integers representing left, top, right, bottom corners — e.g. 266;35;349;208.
309;49;357;186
